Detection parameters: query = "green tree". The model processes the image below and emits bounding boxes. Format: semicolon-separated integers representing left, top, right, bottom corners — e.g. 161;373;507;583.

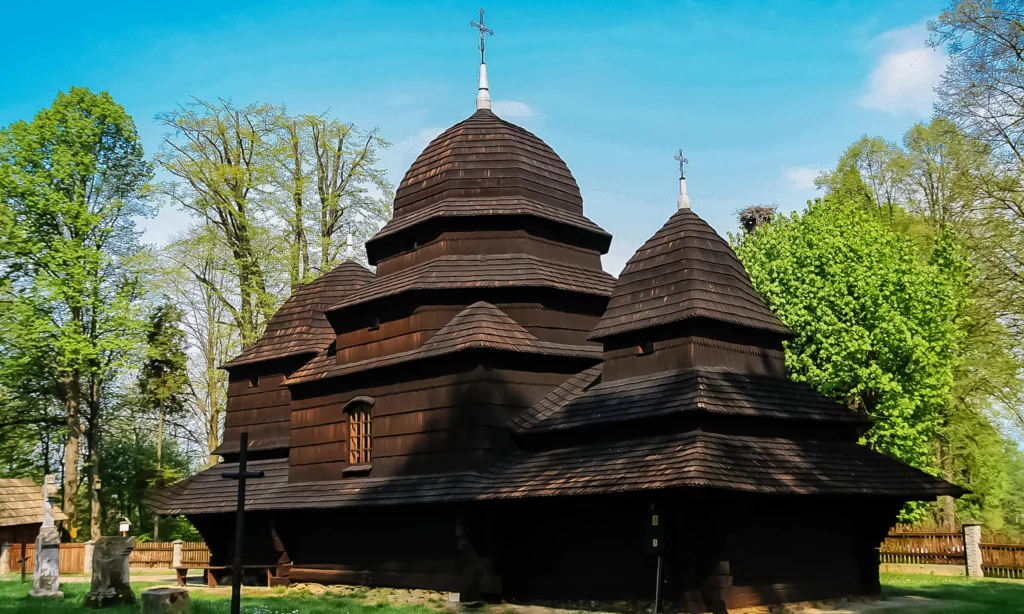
733;199;966;485
138;303;189;540
0;87;152;537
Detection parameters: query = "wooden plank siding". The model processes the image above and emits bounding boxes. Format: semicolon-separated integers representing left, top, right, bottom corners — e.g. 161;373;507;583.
289;367;571;480
217;371;293;456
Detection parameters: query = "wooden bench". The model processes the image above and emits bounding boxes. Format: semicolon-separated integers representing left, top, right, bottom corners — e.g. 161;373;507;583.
174;565;277;588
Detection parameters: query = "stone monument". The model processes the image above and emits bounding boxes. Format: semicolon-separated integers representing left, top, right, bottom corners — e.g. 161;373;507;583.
28;474;62;599
84;536;137;608
141;587;191;614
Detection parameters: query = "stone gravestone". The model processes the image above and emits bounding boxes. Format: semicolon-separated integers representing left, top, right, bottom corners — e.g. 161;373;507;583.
28;474;62;599
141;587;191;614
84;536;136;608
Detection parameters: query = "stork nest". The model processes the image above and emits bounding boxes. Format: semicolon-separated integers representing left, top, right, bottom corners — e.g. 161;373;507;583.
739;205;777;234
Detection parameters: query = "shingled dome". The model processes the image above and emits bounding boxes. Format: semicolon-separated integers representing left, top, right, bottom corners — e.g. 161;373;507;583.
590;208;792;341
393;109;584;218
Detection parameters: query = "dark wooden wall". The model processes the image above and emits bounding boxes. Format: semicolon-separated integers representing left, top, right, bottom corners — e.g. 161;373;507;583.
219;369;294;457
0;523;40;547
289;366;571;481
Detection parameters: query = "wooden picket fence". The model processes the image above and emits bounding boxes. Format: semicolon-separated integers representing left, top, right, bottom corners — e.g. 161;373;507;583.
5;541;209;574
881;523;1024;579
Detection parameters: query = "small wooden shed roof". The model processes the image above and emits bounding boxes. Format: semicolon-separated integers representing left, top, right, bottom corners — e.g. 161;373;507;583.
0;478;66;528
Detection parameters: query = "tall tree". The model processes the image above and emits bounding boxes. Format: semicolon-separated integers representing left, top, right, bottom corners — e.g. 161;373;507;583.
272;113;391;289
138;303;189;539
0;87;152;537
733;199;967;484
156;99;279;347
160;225;238;466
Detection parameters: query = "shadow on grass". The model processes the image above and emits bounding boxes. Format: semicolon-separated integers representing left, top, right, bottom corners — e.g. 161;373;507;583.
881;572;1024;613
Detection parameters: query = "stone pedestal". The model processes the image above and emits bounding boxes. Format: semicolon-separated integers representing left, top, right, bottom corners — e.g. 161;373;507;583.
0;543;10;575
141;587;190;613
171;540;183;568
84;536;136;608
28;526;62;599
84;541;95;575
963;522;984;578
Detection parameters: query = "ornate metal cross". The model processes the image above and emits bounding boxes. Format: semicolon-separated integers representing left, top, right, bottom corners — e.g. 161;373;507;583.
674;148;689;179
470;8;494;64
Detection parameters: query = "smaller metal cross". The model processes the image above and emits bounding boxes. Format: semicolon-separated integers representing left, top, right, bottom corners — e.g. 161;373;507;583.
470;8;494;64
221;432;265;614
674;148;689;179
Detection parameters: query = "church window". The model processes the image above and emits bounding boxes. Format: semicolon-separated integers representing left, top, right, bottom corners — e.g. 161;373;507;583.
248;375;259;388
638;341;655;356
347;403;373;464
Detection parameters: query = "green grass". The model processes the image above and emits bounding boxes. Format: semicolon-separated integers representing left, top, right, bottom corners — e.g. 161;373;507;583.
0;580;442;614
880;572;1024;613
2;574;1022;613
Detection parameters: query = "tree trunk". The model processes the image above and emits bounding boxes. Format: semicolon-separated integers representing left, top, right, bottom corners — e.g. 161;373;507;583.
87;375;102;541
62;372;82;536
154;408;163;541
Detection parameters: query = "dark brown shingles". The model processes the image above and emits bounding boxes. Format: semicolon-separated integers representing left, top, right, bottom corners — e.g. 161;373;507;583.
393;110;584;217
483;431;965;499
286;302;601;385
324;254;615;315
511;367;869;434
147;431;961;515
222;262;374;369
589;209;791;341
365;197;611;260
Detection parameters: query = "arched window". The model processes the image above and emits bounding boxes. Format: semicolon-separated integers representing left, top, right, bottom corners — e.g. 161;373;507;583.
344;397;374;465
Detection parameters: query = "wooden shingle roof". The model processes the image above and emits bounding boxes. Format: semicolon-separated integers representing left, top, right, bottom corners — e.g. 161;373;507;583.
589;209;791;341
147;431;961;515
287;302;601;385
511;367;870;434
0;479;66;527
482;431;965;499
222;262;374;369
365;198;611;263
325;254;614;315
393;109;584;218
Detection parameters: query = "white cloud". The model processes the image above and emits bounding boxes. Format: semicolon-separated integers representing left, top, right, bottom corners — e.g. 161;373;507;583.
492;100;535;119
396;127;444;154
859;22;947;116
784;166;820;191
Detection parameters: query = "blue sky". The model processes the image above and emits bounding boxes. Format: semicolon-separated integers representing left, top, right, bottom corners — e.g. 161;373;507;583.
0;0;948;274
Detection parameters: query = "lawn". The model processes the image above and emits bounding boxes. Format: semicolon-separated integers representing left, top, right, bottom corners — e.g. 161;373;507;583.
879;572;1024;613
2;574;1023;613
0;580;443;614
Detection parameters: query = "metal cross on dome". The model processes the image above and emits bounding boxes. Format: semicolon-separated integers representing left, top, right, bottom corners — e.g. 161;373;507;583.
674;148;689;179
470;8;494;64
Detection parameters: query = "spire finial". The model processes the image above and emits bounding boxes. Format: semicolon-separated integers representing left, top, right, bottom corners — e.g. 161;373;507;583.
674;149;691;210
470;9;494;111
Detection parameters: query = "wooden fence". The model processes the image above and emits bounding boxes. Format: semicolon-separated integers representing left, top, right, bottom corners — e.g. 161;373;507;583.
881;524;1024;579
5;541;209;574
6;543;86;575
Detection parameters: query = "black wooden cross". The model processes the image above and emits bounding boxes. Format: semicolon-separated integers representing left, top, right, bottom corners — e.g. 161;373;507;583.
221;431;265;614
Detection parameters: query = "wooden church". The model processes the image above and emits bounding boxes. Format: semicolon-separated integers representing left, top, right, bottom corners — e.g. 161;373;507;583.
149;26;962;612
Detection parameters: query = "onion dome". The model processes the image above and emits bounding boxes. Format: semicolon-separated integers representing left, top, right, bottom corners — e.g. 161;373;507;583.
365;110;610;264
393;109;582;217
589;209;792;342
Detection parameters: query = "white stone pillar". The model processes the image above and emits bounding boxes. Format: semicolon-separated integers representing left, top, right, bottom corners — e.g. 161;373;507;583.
83;541;95;575
0;543;10;575
963;522;984;578
171;540;184;568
